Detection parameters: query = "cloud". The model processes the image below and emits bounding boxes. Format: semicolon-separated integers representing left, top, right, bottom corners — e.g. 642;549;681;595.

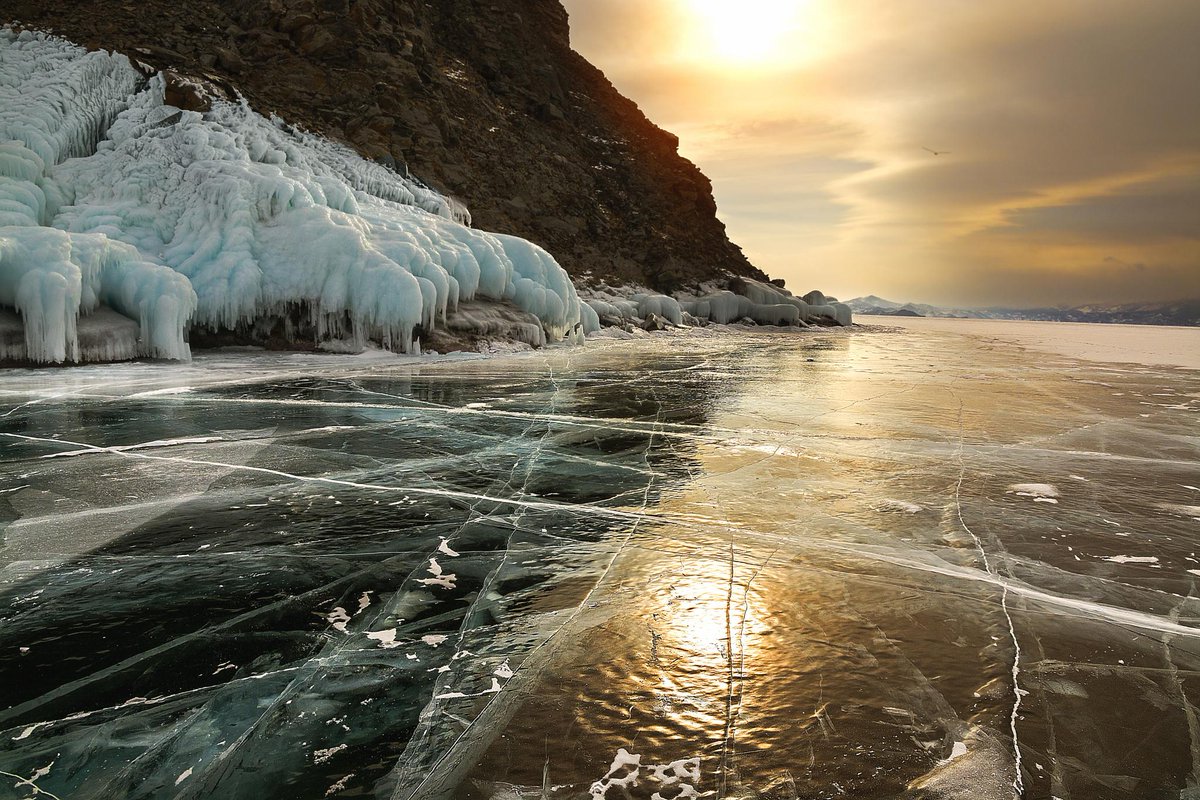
561;0;1200;305
997;174;1200;243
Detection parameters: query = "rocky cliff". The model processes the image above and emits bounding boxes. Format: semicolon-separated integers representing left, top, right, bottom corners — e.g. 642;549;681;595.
5;0;766;291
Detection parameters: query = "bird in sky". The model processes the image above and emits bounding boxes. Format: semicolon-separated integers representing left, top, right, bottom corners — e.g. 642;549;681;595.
923;147;951;156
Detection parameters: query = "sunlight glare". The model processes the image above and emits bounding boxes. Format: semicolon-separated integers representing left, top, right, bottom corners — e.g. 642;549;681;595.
687;0;804;64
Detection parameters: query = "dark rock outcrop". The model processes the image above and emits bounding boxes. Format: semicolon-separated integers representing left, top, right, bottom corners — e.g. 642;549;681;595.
6;0;767;291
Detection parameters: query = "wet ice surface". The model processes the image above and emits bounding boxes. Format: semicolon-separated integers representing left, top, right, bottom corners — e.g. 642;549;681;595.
1;326;1199;800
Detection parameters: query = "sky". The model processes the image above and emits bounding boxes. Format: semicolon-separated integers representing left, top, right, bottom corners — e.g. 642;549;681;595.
559;0;1200;307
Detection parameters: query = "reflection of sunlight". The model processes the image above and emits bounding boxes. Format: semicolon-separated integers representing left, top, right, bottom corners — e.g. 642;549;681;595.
670;576;729;651
659;560;770;667
686;0;810;64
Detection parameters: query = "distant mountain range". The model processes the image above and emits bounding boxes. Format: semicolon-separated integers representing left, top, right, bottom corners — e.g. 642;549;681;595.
847;295;1200;327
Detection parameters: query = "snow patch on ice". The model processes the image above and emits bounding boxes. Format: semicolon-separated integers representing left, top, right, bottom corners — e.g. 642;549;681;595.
366;628;402;649
355;592;372;613
324;774;354;797
326;606;351;634
1008;483;1060;502
590;749;641;799
1102;555;1159;565
875;499;923;514
12;722;50;741
589;749;704;800
313;744;347;764
1158;503;1200;519
417;557;457;590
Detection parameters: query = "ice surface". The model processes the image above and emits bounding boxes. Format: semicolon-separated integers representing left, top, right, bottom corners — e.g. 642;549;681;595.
0;29;584;362
2;322;1198;798
870;314;1200;370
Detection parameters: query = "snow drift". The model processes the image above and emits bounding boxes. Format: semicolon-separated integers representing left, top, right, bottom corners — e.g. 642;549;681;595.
0;28;585;363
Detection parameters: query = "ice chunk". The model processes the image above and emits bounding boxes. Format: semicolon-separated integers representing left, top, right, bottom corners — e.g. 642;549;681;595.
683;290;744;324
0;29;143;170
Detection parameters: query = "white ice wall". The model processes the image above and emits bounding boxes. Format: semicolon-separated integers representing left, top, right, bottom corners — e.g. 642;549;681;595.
0;28;585;363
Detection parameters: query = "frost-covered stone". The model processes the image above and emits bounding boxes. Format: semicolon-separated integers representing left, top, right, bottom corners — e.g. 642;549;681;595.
748;303;801;326
830;302;853;327
579;300;601;334
678;278;849;328
633;293;683;326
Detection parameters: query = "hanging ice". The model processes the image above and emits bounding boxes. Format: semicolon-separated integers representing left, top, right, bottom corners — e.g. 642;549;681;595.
0;28;585;363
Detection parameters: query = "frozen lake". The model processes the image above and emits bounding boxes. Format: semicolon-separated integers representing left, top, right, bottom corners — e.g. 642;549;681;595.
2;322;1199;799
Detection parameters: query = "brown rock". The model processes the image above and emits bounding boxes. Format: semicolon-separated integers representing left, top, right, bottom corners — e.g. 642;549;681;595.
162;70;212;112
214;46;245;72
292;24;337;57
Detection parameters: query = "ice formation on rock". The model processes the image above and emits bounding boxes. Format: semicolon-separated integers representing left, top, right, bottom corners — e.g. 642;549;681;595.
581;277;852;334
0;28;585;363
679;279;852;327
633;293;683;326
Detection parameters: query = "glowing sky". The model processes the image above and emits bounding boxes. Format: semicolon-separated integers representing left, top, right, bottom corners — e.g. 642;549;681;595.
560;0;1200;306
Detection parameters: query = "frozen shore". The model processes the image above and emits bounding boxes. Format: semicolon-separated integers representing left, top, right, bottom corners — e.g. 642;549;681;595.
0;28;850;368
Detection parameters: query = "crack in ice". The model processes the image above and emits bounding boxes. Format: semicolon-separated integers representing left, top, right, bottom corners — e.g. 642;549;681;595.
952;392;1024;797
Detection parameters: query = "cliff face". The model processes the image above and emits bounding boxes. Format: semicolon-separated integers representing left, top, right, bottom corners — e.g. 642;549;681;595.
6;0;765;291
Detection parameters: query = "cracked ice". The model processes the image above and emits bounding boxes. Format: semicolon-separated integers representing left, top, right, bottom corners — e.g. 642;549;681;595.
1;326;1199;799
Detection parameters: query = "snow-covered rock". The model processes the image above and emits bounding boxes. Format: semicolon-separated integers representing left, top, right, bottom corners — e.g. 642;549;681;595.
579;300;601;334
829;302;853;327
632;293;683;326
678;279;851;328
0;28;585;364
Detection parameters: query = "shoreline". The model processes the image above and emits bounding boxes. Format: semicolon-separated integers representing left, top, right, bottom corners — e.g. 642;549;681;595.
0;324;898;405
0;321;895;375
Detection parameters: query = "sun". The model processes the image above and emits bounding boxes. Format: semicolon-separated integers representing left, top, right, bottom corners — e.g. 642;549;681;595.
686;0;804;64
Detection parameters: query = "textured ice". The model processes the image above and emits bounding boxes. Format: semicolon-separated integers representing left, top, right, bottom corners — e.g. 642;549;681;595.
0;28;584;363
0;226;195;362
